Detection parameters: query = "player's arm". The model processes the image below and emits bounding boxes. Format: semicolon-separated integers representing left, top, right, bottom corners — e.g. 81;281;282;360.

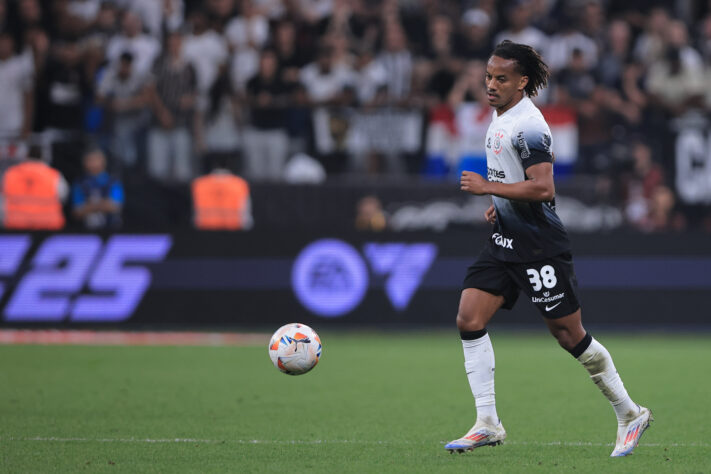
461;163;555;202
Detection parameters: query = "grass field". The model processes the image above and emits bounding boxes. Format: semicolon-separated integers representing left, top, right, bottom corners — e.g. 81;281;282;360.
1;331;709;473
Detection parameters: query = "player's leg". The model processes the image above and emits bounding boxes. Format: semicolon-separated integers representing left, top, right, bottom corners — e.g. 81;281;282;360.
546;309;653;457
446;250;517;452
457;287;503;425
544;310;652;456
445;288;507;452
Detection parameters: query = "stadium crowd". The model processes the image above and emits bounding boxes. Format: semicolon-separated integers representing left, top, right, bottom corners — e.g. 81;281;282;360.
0;0;710;231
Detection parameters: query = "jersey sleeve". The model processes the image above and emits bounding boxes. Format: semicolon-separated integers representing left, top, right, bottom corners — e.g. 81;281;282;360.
511;117;553;169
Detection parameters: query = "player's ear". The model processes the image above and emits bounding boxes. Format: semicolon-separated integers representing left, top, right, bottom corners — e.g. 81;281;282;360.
519;75;529;92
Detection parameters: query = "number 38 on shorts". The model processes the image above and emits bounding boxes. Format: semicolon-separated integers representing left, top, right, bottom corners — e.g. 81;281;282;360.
514;253;580;318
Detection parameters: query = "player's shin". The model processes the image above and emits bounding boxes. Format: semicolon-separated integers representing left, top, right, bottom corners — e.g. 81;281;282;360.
570;333;640;424
461;329;499;424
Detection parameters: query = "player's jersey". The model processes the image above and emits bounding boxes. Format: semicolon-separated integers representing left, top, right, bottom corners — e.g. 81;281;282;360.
484;97;570;262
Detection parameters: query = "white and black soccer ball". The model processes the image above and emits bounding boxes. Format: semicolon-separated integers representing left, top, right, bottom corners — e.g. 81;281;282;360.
268;323;322;375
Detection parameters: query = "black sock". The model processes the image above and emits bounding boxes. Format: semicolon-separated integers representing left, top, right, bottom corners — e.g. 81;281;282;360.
568;332;592;358
460;328;488;340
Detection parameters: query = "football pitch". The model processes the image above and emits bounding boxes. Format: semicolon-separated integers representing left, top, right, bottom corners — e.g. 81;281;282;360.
1;331;709;473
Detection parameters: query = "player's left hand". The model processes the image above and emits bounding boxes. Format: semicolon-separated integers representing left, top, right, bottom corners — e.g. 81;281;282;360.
460;171;489;195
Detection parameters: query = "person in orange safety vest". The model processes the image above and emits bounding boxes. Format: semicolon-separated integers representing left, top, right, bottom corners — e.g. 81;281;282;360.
191;161;253;230
1;150;68;230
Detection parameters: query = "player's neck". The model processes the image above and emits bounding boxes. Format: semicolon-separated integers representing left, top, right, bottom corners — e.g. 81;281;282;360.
496;93;526;116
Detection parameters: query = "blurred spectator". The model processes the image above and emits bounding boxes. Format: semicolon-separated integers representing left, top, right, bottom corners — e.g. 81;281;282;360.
147;30;198;184
636;185;686;233
225;0;269;51
355;195;386;231
128;0;184;38
182;9;228;96
0;30;34;140
272;19;310;86
494;0;547;55
376;23;412;102
646;47;705;117
106;10;161;77
665;19;703;71
1;147;67;230
457;8;493;61
72;148;123;229
633;7;670;66
191;156;252;230
300;45;354;105
81;2;119;81
243;48;290;181
354;48;387;105
598;19;632;89
36;40;88;132
545;17;598;74
96;52;151;170
283;152;326;183
555;48;610;173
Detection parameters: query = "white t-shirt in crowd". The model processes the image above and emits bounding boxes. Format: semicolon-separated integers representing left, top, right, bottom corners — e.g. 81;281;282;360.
0;53;34;137
182;31;229;93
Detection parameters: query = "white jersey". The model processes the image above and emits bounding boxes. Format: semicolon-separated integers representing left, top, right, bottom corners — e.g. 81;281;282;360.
484;97;570;262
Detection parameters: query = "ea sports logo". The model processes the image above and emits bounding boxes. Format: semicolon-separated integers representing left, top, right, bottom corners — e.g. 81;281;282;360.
493;130;505;155
291;239;368;317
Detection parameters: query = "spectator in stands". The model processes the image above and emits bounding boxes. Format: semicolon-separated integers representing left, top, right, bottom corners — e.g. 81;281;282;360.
646;47;705;117
494;0;547;55
182;9;228;97
72;148;123;229
598;19;632;89
81;2;119;81
1;147;67;230
106;10;160;77
244;48;290;181
633;7;670;66
96;51;151;170
377;22;412;102
225;0;269;51
0;30;33;140
300;45;354;105
191;156;252;230
457;8;493;61
545;13;598;74
36;40;88;132
556;48;610;173
128;0;184;38
273;19;310;87
355;195;387;231
148;30;198;184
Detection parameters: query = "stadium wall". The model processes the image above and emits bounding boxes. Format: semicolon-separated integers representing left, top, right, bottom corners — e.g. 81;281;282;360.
0;230;709;329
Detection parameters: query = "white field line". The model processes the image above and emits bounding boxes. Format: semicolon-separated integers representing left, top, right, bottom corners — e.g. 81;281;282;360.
1;437;709;448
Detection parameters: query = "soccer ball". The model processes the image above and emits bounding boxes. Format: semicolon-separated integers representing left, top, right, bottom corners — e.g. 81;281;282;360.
268;323;322;375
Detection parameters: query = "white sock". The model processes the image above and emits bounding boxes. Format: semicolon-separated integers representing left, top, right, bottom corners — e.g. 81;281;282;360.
577;338;640;425
462;333;498;425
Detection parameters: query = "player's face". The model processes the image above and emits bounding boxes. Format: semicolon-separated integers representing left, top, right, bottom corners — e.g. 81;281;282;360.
485;55;529;113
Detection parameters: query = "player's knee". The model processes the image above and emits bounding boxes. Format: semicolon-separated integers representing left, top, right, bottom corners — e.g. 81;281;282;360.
550;328;578;351
456;310;487;331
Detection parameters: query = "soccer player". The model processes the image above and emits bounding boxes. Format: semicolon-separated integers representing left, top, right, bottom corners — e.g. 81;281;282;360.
444;41;652;457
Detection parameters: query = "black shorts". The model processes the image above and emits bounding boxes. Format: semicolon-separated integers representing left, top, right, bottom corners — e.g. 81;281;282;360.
463;245;581;319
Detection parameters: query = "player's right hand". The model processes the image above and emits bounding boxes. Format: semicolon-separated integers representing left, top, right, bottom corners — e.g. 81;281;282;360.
485;204;496;224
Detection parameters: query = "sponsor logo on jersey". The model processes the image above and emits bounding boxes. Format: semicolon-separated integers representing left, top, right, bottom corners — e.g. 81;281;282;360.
492;232;513;249
487;167;506;182
492;130;505;155
516;131;531;159
531;292;565;303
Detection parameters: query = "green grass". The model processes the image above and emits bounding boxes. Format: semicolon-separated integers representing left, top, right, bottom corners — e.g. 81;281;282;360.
0;331;709;473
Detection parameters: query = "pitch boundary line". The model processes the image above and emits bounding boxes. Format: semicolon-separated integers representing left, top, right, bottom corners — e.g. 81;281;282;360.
2;437;709;449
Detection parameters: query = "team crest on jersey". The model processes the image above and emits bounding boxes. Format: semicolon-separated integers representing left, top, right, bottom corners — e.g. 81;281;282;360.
492;130;505;155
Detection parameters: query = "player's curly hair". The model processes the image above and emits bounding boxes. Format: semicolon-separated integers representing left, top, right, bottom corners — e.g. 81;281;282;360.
491;40;549;97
